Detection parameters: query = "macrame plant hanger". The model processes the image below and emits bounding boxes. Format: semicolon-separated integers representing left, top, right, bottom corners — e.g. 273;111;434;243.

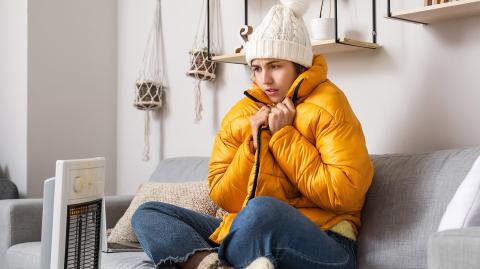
133;0;165;161
186;0;221;122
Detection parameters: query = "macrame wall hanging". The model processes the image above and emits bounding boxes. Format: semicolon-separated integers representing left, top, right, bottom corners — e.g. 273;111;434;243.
133;0;165;161
186;0;221;122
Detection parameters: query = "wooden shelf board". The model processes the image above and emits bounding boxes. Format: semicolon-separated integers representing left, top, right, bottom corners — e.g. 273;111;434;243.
390;0;480;24
311;38;380;54
212;38;380;64
211;53;246;64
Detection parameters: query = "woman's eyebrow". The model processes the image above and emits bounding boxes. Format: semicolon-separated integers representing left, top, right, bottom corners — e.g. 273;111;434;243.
252;61;281;68
265;61;281;66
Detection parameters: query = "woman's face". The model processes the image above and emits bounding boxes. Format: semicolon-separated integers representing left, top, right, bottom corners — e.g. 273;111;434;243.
250;58;298;104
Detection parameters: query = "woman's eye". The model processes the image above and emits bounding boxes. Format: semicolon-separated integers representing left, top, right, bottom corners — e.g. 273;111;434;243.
272;65;280;69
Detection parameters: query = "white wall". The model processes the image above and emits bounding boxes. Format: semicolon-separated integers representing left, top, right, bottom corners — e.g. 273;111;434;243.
116;0;480;195
0;0;28;196
117;0;252;194
0;0;117;198
26;0;118;197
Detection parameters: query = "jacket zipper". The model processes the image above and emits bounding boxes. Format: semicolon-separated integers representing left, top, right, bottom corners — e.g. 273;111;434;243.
243;91;268;106
291;78;303;104
248;125;263;201
244;79;304;202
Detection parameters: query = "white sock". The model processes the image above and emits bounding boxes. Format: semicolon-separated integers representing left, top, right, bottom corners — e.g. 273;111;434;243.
196;252;232;269
244;257;275;269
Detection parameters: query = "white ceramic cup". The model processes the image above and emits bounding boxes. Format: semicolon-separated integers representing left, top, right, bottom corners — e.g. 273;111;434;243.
310;17;335;41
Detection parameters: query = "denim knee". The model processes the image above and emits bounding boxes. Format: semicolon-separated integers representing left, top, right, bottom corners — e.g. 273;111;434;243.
219;197;288;267
247;196;286;212
230;196;287;234
131;201;157;232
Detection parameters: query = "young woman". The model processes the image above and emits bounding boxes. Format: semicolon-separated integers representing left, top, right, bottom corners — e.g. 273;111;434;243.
132;1;373;269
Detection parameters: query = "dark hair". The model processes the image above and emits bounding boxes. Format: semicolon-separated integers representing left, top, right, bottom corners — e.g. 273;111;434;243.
294;63;307;76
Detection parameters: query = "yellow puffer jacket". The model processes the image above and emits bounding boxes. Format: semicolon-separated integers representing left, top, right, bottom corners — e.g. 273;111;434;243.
208;55;374;244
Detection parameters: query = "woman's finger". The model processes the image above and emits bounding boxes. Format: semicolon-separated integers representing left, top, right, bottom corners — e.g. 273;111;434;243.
282;97;295;111
275;103;289;114
268;112;275;121
259;106;270;112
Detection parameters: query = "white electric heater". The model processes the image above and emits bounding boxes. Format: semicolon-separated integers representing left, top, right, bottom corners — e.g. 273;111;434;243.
41;158;106;269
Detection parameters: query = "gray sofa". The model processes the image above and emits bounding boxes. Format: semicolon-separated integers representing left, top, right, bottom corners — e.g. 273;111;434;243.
0;178;19;200
1;148;480;269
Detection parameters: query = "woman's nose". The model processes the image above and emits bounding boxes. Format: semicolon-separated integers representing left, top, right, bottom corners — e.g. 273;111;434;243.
262;71;273;85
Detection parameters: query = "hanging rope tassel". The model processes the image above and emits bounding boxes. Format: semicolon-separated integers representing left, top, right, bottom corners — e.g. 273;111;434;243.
194;80;203;122
134;0;164;161
143;111;151;161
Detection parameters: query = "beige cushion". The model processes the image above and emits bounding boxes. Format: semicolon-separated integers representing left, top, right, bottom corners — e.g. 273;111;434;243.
216;208;228;219
108;181;218;243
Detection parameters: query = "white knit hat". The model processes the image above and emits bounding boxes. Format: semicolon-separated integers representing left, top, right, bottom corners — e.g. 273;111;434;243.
245;0;313;68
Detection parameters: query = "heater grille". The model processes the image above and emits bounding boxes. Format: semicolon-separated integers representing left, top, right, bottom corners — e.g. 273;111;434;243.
64;199;102;269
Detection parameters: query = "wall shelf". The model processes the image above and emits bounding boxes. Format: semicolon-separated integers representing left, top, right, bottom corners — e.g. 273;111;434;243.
211;53;245;65
312;38;380;53
386;0;480;24
209;0;379;65
212;38;380;65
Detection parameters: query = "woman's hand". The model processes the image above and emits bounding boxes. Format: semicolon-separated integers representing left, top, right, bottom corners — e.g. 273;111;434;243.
268;97;296;134
250;106;271;149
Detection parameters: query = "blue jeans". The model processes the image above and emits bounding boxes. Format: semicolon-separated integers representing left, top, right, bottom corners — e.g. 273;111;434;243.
131;196;356;269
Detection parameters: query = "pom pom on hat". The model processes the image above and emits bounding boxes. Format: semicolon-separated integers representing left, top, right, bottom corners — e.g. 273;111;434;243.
279;0;308;17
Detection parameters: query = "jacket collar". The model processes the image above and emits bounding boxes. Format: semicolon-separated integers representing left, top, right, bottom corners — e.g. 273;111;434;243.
244;55;328;106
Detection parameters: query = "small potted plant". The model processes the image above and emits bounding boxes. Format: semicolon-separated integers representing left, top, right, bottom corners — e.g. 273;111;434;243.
133;80;163;110
186;47;216;81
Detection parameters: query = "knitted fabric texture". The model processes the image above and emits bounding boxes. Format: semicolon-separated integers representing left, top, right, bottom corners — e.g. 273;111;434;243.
108;181;218;243
245;0;313;67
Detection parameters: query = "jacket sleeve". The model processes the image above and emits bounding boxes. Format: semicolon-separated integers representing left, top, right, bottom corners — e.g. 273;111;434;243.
208;124;255;213
268;110;373;214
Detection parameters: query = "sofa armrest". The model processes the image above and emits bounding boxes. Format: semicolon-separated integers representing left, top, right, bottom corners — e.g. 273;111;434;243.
0;198;43;264
428;227;480;269
0;195;133;264
104;195;134;228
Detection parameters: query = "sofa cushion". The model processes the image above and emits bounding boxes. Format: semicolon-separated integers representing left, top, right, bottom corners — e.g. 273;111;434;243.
101;251;168;269
149;157;210;182
6;242;41;269
438;155;480;231
428;227;480;269
357;147;480;269
6;241;177;269
108;181;217;243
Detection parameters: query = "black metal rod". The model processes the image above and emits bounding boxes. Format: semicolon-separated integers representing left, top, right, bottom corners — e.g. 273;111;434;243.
372;0;377;43
245;0;248;25
336;41;374;49
334;0;338;42
389;16;428;25
207;0;210;58
387;0;391;17
386;0;427;25
319;0;324;18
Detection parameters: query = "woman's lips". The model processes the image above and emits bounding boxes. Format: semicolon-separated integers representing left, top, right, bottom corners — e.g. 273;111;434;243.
265;88;279;96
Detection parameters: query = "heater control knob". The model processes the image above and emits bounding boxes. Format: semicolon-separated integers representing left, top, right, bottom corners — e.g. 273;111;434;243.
73;176;84;193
